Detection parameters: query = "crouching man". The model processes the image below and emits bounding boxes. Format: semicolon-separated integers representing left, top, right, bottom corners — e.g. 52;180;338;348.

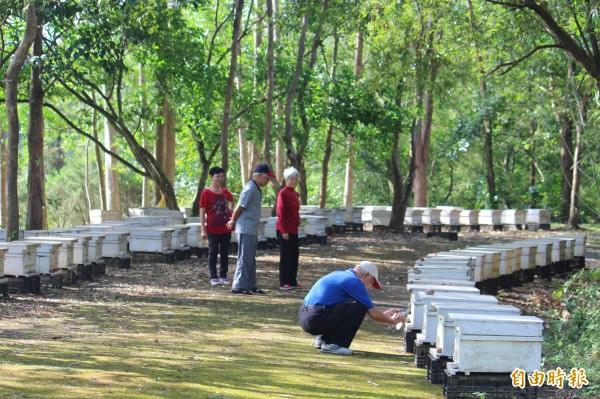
298;261;405;355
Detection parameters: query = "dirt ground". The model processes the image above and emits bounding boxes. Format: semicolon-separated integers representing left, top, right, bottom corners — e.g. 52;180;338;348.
1;228;597;398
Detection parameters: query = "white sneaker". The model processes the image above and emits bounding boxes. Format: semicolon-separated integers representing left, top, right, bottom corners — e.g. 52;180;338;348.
220;278;230;285
313;335;323;348
320;343;353;356
210;278;220;286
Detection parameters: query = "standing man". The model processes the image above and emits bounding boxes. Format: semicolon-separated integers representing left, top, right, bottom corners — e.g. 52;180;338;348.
226;163;275;295
298;261;405;355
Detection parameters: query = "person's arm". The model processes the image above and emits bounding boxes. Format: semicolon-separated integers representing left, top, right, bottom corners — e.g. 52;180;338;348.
226;205;244;230
199;207;207;239
367;308;405;325
277;190;289;240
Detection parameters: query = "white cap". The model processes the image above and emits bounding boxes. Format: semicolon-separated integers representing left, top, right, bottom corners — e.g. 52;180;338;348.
357;261;382;290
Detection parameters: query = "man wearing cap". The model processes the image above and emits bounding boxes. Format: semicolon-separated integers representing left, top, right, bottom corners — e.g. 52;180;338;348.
298;261;405;355
226;163;275;294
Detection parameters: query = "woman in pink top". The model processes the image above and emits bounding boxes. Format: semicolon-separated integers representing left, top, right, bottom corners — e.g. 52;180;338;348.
276;167;301;290
200;166;234;286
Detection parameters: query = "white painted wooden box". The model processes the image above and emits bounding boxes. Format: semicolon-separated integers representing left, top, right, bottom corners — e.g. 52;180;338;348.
371;209;392;226
437;207;461;225
261;206;273;218
459;210;479;225
466;247;508;276
89;209;121;224
0;248;7;276
31;241;62;273
129;228;173;252
478;209;501;225
501;210;526;225
411;266;473;281
24;236;76;268
554;234;587;257
406;276;477;286
434;304;522;358
333;207;346;226
475;245;519;274
169;225;189;249
302;216;327;236
52;234;91;265
2;241;40;275
408;293;498;331
183;223;202;247
414;208;441;225
427;253;484;282
449;249;499;280
526;209;551;224
264;217;277;239
513;240;552;266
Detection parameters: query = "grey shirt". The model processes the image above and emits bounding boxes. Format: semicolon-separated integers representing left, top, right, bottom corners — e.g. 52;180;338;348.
235;179;262;235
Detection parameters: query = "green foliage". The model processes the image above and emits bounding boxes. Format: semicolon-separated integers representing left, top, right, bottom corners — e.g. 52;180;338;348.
543;268;600;397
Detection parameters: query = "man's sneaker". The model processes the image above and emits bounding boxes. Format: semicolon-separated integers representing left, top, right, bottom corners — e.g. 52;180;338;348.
220;278;230;285
279;285;293;291
313;335;323;348
293;283;303;289
320;343;353;356
210;278;220;286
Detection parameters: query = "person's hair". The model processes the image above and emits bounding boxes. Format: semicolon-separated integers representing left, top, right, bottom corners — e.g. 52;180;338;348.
283;166;299;180
209;166;224;176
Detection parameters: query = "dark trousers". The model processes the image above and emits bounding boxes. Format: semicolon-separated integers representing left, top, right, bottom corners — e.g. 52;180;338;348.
277;230;299;287
207;232;231;279
298;302;368;348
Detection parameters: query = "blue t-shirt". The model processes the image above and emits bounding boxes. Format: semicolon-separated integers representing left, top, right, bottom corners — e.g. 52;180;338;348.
303;268;374;309
235;179;262;235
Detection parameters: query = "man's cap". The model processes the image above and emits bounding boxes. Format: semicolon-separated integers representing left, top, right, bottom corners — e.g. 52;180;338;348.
357;261;382;290
253;163;276;179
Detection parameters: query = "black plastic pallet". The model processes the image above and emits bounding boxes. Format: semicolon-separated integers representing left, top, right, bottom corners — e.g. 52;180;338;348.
427;354;450;385
41;271;63;289
7;274;41;294
131;250;176;264
415;343;434;369
174;247;192;261
404;329;418;353
61;267;78;285
104;257;131;269
0;280;8;298
92;262;105;277
444;371;537;399
77;264;93;280
426;231;458;241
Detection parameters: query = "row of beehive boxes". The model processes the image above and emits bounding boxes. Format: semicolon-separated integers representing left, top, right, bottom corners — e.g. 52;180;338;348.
403;234;586;375
0;220;212;277
407;235;585;284
362;206;551;227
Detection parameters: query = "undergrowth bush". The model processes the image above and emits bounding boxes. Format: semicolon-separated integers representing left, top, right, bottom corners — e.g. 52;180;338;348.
543;267;600;397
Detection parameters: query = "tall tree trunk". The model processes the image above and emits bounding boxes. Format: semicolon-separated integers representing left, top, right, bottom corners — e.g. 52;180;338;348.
221;0;244;178
343;30;363;208
164;100;176;184
554;106;573;221
319;35;339;208
413;89;434;207
389;117;417;232
5;2;36;240
1;130;7;227
104;118;120;212
468;0;496;208
26;10;46;230
92;106;106;210
263;0;274;166
139;65;151;207
153;99;166;205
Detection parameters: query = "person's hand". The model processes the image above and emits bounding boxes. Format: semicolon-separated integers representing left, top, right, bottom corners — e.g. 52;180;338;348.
226;220;235;230
201;231;207;240
282;233;289;240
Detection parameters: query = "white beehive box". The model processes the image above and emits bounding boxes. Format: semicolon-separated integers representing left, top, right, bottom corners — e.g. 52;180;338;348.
501;209;526;225
459;210;479;225
427;253;485;282
31;241;62;273
60;232;104;263
169;225;190;249
257;219;267;242
411;266;473;281
530;239;566;262
371;208;392;226
2;241;40;275
449;249;499;281
474;245;519;274
89;209;121;224
302;215;327;236
492;243;536;271
408;293;498;331
466;247;508;276
407;284;480;297
51;234;92;265
263;217;277;239
413;208;441;225
452;313;543;336
526;209;551;224
540;237;575;260
24;236;76;268
0;247;7;276
513;240;552;267
437;207;461;225
261;206;273;218
406;276;477;286
553;234;587;257
333;207;346;226
98;232;129;258
434;304;522;358
404;208;423;226
419;302;521;347
183;223;202;247
351;207;363;224
478;210;501;225
129;228;173;252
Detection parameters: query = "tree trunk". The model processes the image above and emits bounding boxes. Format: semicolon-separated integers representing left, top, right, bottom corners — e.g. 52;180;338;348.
92;107;106;210
153;99;166;205
1;130;7;227
567;120;582;229
26;11;46;230
5;2;37;240
343;30;363;208
191;139;220;217
389;118;417;232
557;111;573;222
139;65;151;207
263;0;274;166
164;100;176;184
104;117;120;212
221;0;244;178
413;89;434;207
319;35;339;209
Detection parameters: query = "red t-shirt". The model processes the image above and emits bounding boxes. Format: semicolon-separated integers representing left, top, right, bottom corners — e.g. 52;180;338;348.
199;188;234;234
276;185;300;234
